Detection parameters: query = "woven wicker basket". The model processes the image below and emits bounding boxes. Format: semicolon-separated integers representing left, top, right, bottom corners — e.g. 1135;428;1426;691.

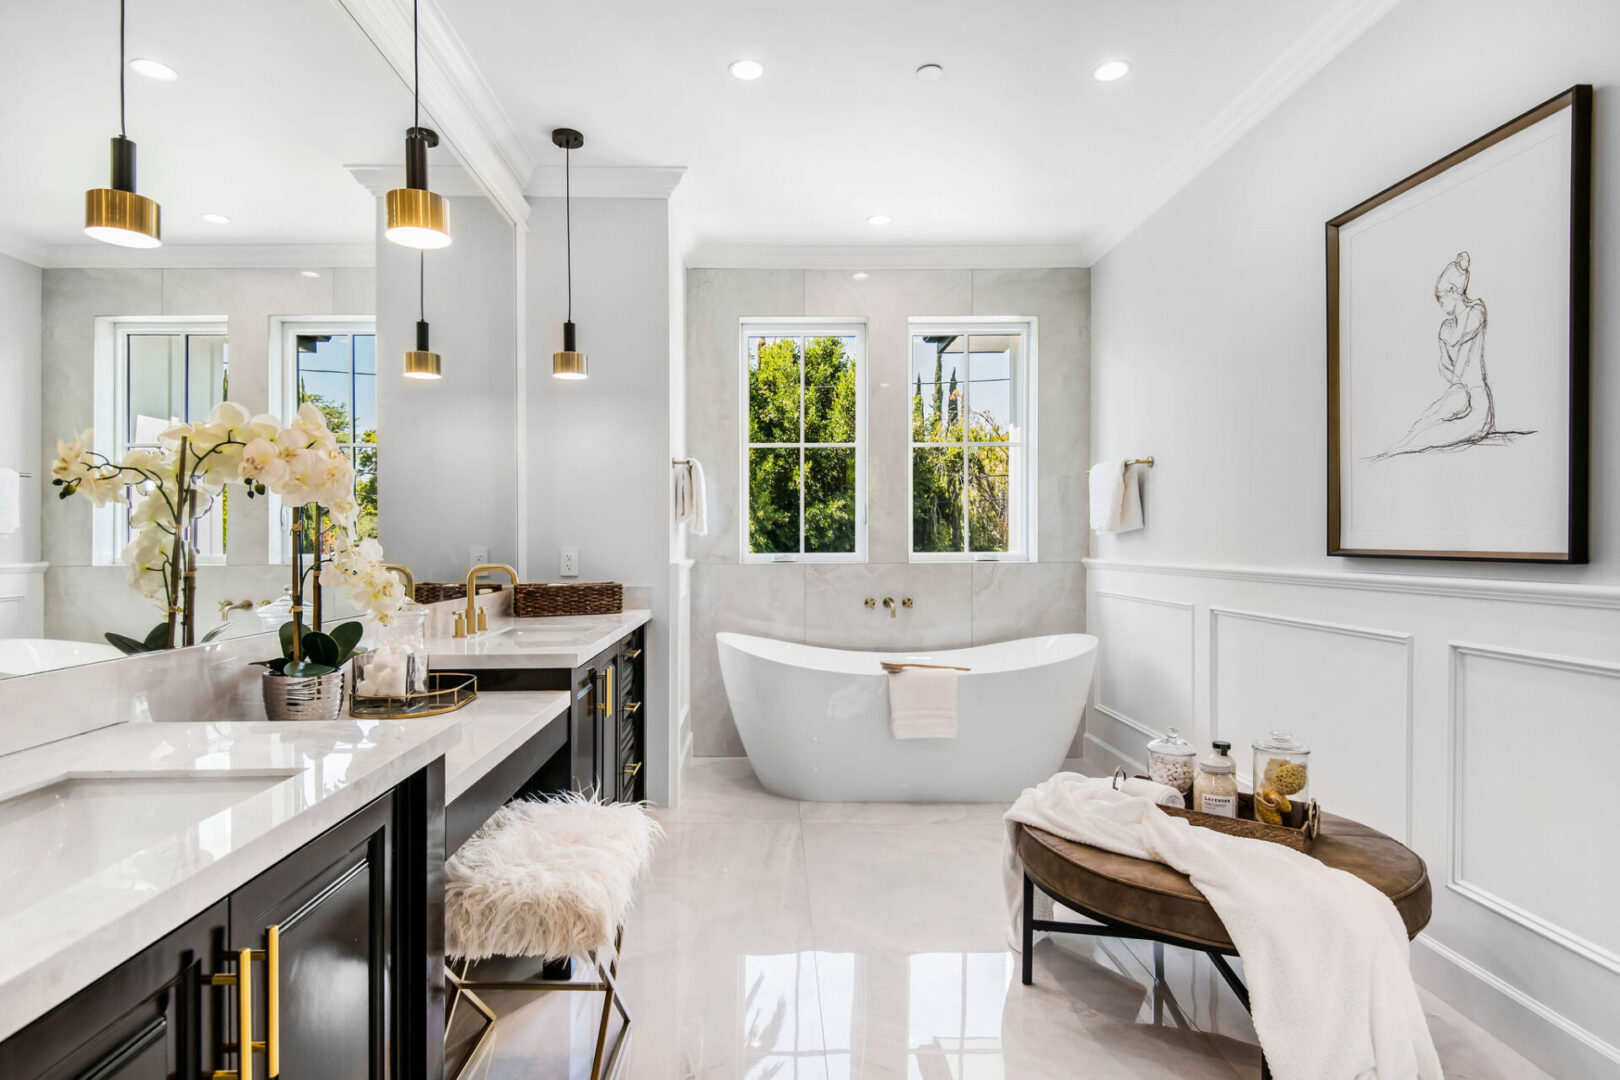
413;582;505;605
513;582;623;617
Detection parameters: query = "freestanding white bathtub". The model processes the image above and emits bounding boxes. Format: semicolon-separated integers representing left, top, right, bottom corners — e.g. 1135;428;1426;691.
716;632;1098;802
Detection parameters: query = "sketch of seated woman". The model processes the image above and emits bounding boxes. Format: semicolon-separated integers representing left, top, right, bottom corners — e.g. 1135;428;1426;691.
1372;250;1534;461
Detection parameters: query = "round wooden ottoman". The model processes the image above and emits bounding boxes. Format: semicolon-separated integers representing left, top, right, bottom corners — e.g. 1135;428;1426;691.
1015;812;1430;1079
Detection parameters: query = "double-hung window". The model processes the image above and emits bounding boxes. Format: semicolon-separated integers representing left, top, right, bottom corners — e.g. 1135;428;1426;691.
93;318;230;565
268;317;377;560
909;318;1037;561
740;320;866;562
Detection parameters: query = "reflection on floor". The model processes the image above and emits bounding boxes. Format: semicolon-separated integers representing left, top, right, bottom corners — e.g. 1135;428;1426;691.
447;757;1552;1080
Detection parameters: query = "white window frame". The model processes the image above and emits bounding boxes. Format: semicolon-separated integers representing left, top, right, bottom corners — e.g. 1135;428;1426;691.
91;315;230;567
906;316;1039;563
738;318;868;564
267;316;377;564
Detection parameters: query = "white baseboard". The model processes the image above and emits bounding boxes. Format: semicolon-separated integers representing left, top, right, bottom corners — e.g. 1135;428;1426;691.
1414;935;1620;1078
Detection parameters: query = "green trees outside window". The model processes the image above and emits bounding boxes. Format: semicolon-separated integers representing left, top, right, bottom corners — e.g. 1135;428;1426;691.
746;331;861;556
295;333;378;553
910;332;1022;555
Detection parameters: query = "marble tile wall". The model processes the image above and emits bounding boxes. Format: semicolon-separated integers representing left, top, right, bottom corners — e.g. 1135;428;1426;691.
685;268;1090;757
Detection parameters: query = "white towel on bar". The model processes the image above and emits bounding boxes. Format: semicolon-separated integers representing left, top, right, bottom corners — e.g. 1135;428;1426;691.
686;459;710;536
1088;459;1143;533
673;462;691;523
885;667;958;739
0;468;19;537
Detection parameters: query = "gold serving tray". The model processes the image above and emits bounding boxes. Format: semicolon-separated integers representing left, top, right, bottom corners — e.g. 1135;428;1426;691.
350;671;477;719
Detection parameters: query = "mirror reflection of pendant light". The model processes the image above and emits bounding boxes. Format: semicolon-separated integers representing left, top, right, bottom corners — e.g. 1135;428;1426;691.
551;127;587;380
403;252;441;379
384;0;451;249
84;0;161;248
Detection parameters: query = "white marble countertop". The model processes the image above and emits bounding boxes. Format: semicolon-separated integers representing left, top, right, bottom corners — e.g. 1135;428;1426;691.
426;609;651;670
441;690;570;803
0;717;459;1042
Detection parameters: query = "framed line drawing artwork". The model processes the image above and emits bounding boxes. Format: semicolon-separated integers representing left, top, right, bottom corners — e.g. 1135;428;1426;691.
1327;84;1591;562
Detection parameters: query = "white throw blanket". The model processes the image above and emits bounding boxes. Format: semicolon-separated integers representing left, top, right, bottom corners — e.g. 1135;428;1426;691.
885;667;957;739
1003;773;1442;1080
1087;459;1143;533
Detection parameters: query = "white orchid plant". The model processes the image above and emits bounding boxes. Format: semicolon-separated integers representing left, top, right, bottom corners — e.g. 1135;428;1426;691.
53;401;405;666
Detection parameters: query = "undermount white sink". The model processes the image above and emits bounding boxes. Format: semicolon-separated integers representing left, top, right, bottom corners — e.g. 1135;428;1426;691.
0;771;297;922
486;627;584;645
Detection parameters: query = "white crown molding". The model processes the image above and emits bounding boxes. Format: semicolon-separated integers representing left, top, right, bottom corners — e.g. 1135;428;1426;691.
686;244;1088;270
0;229;46;268
346;162;491;199
39;243;374;270
526;166;688;200
1083;557;1620;611
1077;0;1404;265
334;0;532;226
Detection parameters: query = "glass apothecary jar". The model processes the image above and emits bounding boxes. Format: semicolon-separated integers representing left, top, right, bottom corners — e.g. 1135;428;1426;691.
1252;730;1310;826
1192;740;1239;818
1146;727;1197;798
352;601;429;699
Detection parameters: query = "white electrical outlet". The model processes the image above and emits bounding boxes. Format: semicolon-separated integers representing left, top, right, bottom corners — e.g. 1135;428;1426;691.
560;547;580;578
469;546;490;567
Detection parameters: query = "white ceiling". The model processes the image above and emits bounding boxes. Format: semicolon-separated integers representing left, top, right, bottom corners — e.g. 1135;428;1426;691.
0;0;446;263
445;0;1374;261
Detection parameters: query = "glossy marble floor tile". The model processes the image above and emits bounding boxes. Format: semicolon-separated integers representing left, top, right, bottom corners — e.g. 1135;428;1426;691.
456;757;1552;1080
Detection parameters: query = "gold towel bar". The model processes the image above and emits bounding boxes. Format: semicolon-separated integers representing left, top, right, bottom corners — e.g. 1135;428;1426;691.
1125;457;1154;468
881;661;971;674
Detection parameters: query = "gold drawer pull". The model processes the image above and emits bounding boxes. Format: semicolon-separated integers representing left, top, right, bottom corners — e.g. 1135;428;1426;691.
209;925;280;1079
623;701;642;716
622;762;643;777
624;648;642;660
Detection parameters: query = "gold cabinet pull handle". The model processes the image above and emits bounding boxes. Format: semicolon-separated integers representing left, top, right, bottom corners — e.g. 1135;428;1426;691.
624;648;642;660
622;762;642;777
623;701;642;716
597;666;613;713
266;924;281;1077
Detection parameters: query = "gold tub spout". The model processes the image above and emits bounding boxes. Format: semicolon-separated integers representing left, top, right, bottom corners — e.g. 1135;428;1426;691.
465;563;518;634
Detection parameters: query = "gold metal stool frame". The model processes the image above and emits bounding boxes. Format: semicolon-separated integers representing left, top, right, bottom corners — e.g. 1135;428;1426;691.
446;926;631;1080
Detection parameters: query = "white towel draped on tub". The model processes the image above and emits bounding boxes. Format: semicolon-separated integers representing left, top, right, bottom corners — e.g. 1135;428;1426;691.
1087;459;1143;533
1002;773;1442;1080
885;666;958;739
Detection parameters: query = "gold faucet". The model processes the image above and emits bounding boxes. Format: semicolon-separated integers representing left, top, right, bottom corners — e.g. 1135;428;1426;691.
882;596;897;618
465;563;518;635
382;563;415;602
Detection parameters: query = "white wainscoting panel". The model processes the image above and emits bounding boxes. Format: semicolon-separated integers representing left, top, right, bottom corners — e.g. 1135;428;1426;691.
1450;643;1620;974
1210;607;1412;843
1091;591;1195;742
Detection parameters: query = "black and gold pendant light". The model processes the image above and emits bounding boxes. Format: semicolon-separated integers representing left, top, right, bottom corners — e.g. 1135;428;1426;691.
403;252;441;379
384;0;451;249
85;0;161;248
551;127;587;380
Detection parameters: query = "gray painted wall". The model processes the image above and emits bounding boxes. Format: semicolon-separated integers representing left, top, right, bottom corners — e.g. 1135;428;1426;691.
686;267;1091;757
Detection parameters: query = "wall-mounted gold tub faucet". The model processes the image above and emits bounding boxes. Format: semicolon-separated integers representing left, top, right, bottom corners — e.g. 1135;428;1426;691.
465;563;518;635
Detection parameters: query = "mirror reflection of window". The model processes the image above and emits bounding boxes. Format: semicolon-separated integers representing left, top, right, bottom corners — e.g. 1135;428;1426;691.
122;328;229;562
293;332;378;551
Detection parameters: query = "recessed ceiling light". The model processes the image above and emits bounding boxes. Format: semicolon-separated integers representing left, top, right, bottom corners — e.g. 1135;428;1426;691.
729;59;764;81
915;63;943;81
852;272;870;280
300;270;321;279
1093;60;1131;82
201;213;231;225
128;58;178;81
867;214;891;226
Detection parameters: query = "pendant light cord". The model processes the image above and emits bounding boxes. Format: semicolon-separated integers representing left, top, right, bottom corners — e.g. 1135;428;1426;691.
565;145;573;322
118;0;127;137
413;0;420;128
419;251;425;322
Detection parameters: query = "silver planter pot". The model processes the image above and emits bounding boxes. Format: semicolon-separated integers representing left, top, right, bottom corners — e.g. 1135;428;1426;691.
261;666;347;722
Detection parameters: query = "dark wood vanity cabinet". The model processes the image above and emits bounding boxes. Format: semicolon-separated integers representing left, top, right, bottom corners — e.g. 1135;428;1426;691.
567;628;646;802
0;765;444;1080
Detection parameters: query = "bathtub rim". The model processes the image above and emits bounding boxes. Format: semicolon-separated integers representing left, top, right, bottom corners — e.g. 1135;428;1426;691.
715;630;1096;677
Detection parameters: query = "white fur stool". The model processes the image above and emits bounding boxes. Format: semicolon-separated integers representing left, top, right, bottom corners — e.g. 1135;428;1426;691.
444;796;660;1080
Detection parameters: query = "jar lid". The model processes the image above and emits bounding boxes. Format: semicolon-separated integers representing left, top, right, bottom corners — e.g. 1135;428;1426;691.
1253;729;1309;755
1147;726;1195;757
1198;754;1234;773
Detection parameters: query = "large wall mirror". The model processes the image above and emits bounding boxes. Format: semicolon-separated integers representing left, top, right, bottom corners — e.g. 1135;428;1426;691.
0;0;520;677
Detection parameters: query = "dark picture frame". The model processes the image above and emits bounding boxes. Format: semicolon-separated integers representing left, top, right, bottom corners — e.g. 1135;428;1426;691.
1326;84;1591;563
